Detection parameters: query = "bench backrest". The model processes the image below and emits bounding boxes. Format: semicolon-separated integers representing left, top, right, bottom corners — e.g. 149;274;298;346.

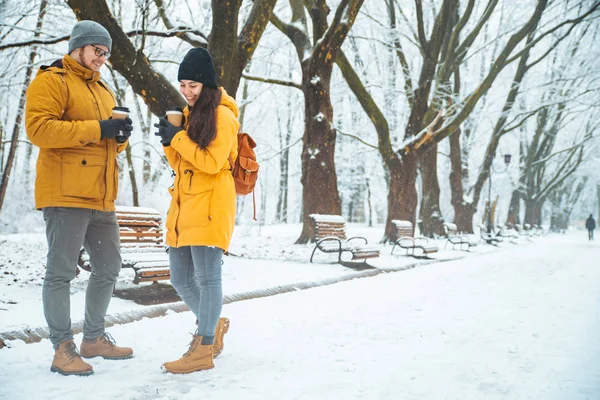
310;214;347;241
444;223;458;236
116;206;164;250
514;224;523;232
391;220;414;240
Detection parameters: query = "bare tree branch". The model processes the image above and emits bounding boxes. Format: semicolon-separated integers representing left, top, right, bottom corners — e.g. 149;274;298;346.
242;73;302;89
505;2;600;65
152;0;206;48
333;127;378;149
0;27;209;51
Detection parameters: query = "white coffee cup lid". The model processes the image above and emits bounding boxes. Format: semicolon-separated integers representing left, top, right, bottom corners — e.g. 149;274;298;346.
166;110;183;114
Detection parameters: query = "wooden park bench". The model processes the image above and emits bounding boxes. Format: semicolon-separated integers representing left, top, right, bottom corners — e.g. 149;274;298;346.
477;224;502;246
496;224;520;244
78;206;170;284
309;214;380;264
443;223;478;251
390;220;438;258
514;224;534;241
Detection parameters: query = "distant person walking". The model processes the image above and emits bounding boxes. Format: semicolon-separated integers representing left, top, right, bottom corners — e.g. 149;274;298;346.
585;214;596;241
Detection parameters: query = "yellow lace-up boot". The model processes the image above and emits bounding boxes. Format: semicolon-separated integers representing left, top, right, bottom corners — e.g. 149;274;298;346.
51;339;94;376
163;335;214;374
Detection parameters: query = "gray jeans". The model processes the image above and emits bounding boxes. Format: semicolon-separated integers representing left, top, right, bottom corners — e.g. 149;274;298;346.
169;246;223;338
42;207;121;348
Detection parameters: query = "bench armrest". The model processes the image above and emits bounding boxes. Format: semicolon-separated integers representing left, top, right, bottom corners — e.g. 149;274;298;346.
316;236;343;251
396;237;416;246
347;236;368;245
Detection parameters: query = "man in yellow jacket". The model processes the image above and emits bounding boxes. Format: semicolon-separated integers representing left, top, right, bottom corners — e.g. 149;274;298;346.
25;20;134;376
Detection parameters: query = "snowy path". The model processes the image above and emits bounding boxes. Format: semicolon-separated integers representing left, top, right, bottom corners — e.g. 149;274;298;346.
1;234;599;400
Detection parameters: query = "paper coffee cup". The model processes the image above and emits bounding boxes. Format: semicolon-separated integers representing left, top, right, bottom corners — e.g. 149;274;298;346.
166;107;183;126
112;106;130;120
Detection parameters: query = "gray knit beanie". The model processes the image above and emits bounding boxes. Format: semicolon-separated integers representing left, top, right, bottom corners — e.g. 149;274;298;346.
68;20;112;54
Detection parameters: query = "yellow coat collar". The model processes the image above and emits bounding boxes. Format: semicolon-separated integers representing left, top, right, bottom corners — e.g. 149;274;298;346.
63;54;101;82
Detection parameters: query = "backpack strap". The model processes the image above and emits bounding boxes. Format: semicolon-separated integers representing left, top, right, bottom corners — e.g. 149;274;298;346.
252;191;257;221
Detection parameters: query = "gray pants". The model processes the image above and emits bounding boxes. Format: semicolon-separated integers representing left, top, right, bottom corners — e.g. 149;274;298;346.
169;246;223;338
42;207;122;348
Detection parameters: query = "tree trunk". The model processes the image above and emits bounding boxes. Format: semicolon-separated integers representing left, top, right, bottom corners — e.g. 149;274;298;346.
133;95;151;185
0;0;47;213
295;59;342;243
238;78;250;126
597;183;600;220
271;0;364;243
143;106;152;185
276;86;292;223
524;199;537;226
366;177;373;227
22;138;33;188
110;69;139;207
0;121;4;173
490;196;499;229
210;0;278;96
419;144;444;236
534;201;543;226
506;190;521;227
383;155;418;241
124;144;139;206
449;127;475;232
209;0;241;93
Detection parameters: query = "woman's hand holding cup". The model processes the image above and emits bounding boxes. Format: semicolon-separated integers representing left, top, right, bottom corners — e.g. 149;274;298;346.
154;112;183;146
166;107;184;127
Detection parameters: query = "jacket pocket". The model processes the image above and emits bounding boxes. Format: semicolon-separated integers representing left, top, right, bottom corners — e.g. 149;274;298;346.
178;170;214;228
61;153;106;199
181;169;215;195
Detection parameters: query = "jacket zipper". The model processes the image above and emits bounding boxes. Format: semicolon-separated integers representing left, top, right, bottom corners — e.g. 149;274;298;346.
87;81;111;210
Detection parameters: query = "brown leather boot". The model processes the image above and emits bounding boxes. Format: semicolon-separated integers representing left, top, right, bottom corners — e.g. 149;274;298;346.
51;340;94;376
163;335;214;374
213;317;230;358
80;333;133;360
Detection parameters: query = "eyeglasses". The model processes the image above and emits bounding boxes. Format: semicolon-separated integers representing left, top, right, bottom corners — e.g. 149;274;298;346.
90;45;111;59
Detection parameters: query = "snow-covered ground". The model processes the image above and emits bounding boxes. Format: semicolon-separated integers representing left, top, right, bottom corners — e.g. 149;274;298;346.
0;222;484;332
1;226;598;399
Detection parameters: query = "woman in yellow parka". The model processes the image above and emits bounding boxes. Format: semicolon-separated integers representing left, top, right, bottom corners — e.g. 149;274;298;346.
154;48;239;374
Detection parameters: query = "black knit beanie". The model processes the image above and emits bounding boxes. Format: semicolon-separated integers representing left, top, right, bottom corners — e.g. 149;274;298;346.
177;48;218;88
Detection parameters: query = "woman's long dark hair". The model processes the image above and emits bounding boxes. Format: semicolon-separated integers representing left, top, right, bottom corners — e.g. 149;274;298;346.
187;85;221;149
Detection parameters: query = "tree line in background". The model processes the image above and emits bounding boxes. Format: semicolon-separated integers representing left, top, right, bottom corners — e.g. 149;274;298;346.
1;0;599;241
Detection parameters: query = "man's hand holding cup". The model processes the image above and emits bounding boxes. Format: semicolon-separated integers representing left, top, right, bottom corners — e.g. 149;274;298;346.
99;106;133;143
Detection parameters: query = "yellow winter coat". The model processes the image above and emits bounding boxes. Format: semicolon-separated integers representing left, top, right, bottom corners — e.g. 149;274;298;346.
164;88;239;251
25;55;127;211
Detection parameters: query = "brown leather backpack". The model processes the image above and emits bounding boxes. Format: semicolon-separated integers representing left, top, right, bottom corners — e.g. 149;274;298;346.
229;132;259;219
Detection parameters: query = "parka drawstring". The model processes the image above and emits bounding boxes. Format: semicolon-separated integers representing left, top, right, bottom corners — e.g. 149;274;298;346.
184;169;194;190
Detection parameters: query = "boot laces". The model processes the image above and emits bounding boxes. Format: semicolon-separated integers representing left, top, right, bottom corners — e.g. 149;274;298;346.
182;334;200;357
99;332;117;347
64;341;81;361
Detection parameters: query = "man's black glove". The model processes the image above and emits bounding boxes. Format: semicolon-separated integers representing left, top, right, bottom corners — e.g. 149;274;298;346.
154;116;183;146
115;127;132;144
99;117;133;140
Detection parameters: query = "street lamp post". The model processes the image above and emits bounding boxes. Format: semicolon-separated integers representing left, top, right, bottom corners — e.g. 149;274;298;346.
487;153;512;233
